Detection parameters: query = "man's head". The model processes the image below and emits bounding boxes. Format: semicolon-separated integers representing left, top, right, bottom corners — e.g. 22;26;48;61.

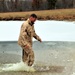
29;14;37;23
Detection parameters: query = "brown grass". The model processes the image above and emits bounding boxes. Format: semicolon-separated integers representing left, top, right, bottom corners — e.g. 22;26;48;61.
0;9;75;21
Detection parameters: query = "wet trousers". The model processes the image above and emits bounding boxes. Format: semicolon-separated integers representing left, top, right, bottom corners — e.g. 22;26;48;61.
22;46;34;66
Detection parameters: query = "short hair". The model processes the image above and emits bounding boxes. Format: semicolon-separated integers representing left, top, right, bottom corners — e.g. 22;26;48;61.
30;14;37;18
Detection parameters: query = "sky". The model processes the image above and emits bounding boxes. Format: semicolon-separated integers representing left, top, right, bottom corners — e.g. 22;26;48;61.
0;20;75;41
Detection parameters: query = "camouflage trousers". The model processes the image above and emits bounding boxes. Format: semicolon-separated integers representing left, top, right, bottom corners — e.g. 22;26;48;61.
22;46;34;66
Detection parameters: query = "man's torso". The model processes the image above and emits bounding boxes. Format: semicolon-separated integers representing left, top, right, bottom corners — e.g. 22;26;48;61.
18;19;35;47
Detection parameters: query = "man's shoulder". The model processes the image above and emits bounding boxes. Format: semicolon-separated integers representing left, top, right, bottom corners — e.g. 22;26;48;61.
24;20;29;25
22;21;28;26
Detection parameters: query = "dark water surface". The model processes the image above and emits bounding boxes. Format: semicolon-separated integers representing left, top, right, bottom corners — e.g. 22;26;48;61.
0;41;75;75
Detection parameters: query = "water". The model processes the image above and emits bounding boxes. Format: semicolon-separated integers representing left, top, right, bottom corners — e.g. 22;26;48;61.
0;41;75;75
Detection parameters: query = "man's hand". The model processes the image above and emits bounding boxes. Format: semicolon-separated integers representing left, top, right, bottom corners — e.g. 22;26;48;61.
39;38;42;42
25;44;30;49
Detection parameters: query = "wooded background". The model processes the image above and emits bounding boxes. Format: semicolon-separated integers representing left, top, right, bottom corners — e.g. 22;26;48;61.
0;0;75;12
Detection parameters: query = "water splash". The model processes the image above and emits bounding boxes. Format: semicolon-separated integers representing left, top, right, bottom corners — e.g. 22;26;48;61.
0;61;35;72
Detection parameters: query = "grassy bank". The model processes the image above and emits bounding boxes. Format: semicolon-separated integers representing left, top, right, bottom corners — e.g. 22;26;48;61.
0;9;75;21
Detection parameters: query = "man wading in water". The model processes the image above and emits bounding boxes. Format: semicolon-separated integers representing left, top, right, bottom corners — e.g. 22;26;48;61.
18;14;42;66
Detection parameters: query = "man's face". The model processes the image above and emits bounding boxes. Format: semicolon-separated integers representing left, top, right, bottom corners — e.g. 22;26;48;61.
30;17;37;23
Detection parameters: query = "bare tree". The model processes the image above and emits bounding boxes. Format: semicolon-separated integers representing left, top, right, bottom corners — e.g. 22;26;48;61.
32;0;42;10
73;0;75;7
62;0;73;8
47;0;57;9
0;0;75;12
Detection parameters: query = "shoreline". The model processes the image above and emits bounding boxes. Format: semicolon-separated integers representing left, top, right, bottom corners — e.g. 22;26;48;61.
0;9;75;21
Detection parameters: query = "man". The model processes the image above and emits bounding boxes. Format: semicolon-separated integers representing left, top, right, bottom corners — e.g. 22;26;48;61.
18;14;42;66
